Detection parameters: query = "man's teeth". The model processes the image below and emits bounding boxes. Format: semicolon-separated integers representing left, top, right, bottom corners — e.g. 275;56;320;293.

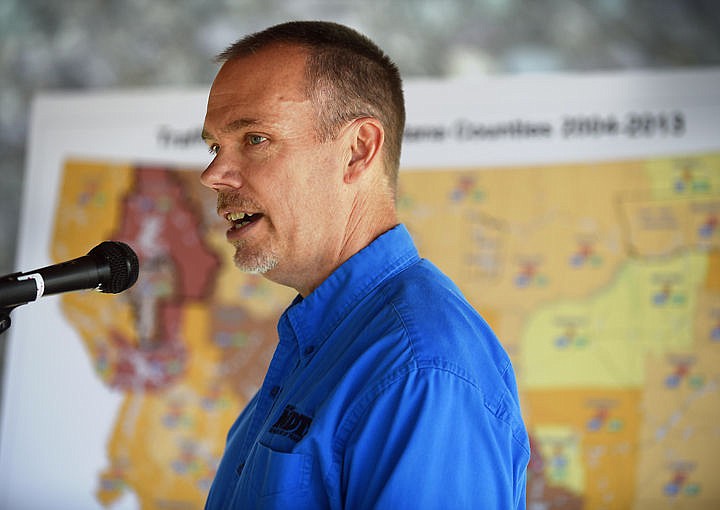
227;212;251;221
227;212;256;228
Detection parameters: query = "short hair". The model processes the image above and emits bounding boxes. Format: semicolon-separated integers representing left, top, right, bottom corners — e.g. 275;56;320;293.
217;21;406;191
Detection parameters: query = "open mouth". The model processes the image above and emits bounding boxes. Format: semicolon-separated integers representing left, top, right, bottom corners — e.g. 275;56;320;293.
226;211;263;229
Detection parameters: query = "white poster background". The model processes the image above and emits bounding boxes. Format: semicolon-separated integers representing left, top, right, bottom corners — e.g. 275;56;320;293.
1;69;719;509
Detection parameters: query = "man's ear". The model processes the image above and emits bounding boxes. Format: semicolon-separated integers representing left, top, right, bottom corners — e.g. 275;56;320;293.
345;118;384;184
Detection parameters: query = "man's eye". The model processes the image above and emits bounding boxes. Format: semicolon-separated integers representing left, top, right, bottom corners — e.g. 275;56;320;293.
248;134;267;145
208;143;220;156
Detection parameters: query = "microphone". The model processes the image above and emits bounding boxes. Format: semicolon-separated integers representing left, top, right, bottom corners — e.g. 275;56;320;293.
0;241;139;309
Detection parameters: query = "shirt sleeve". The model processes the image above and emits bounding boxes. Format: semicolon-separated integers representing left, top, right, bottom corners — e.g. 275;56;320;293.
340;364;528;509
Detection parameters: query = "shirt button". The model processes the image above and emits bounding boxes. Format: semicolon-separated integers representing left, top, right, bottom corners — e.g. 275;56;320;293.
270;386;281;398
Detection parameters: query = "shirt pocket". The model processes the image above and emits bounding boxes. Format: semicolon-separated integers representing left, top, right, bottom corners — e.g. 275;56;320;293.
249;442;313;498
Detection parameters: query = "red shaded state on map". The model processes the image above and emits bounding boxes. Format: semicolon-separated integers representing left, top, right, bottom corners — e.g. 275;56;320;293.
108;167;221;391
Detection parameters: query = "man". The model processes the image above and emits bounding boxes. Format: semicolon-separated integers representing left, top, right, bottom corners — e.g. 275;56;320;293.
200;20;529;509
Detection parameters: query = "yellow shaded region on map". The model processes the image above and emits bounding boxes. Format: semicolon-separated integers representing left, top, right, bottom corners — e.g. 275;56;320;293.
52;159;134;260
533;425;585;492
524;388;641;510
644;153;720;198
521;251;708;388
52;160;142;384
97;304;243;509
632;324;720;509
399;159;654;314
705;250;720;292
61;291;138;384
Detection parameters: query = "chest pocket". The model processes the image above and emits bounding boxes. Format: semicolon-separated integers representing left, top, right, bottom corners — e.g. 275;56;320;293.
248;442;313;498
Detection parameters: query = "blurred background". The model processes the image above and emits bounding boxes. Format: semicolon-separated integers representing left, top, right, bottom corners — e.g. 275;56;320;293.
3;0;719;402
1;1;719;507
2;0;719;277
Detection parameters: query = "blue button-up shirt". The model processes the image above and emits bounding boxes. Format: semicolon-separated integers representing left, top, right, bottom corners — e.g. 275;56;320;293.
205;225;529;509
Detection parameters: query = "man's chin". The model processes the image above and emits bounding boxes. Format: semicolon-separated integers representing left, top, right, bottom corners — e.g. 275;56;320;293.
233;251;279;275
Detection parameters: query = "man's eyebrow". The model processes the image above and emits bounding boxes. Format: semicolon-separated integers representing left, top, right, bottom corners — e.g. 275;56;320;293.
202;118;261;142
224;118;260;132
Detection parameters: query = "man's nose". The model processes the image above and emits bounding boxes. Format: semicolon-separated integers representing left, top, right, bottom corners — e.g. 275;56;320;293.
200;156;243;191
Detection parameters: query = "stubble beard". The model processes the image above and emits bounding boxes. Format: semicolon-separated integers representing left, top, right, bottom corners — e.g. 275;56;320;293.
231;240;279;274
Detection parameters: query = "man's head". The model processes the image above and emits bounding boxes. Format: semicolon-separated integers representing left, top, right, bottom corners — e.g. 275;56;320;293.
216;21;406;190
201;22;404;296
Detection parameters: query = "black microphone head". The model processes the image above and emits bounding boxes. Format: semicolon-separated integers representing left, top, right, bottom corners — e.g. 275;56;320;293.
88;241;140;294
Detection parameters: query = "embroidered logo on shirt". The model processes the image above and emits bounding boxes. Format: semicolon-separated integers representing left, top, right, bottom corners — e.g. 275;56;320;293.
269;405;312;442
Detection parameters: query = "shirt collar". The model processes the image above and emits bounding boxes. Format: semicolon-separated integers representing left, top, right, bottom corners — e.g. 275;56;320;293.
280;224;419;359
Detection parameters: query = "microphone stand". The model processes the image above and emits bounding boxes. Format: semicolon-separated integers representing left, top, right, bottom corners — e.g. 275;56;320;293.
0;306;12;334
0;271;25;335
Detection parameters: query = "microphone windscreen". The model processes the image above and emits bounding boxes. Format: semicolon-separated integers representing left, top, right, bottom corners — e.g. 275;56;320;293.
88;241;140;294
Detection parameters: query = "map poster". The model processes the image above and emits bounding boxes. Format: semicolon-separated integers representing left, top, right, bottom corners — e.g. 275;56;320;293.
1;69;719;509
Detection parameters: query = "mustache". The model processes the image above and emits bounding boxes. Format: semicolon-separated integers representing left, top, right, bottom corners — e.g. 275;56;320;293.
216;192;263;214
